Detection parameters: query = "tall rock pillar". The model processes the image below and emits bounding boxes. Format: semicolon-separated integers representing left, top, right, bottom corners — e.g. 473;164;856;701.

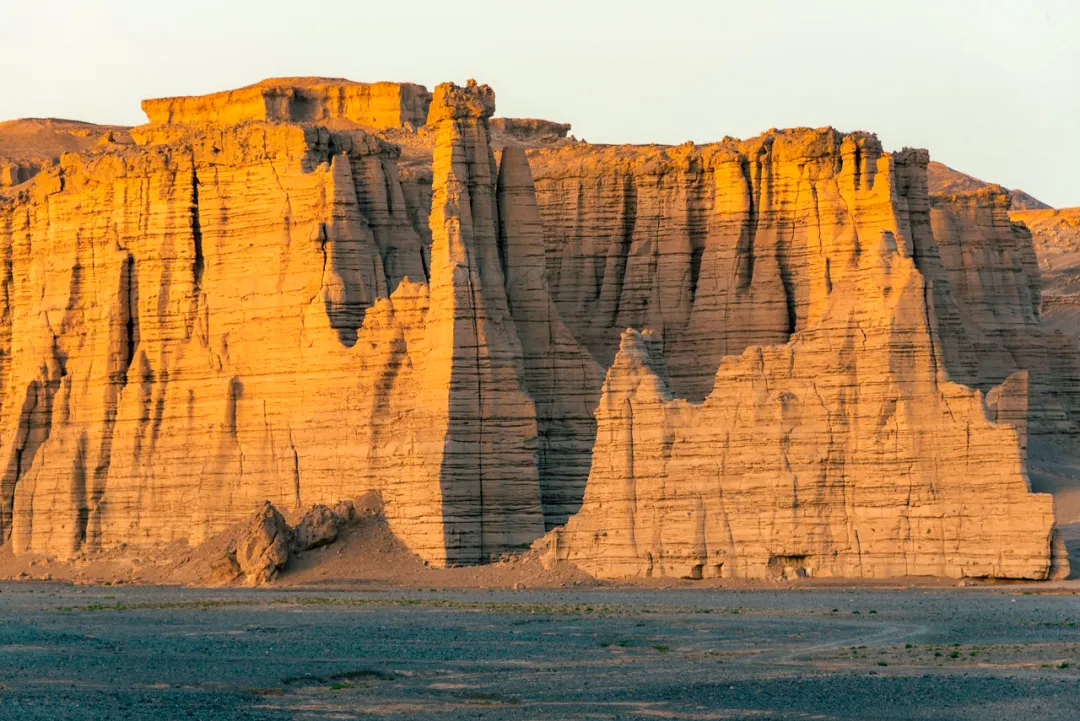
422;81;545;563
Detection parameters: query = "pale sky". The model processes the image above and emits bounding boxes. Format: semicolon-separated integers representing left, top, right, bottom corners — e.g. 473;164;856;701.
4;0;1077;206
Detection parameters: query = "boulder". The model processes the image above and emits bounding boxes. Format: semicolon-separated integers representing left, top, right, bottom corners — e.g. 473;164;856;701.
229;502;291;586
292;505;340;552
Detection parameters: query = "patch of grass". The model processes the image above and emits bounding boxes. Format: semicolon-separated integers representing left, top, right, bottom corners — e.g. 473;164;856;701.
905;643;914;649
949;651;960;659
877;661;888;667
868;610;877;614
934;651;943;657
653;645;671;653
1060;662;1071;669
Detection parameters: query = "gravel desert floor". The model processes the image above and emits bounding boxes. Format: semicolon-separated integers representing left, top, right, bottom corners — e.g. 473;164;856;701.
1;584;1079;720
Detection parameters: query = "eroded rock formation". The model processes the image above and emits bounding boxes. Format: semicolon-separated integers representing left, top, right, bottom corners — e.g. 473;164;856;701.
0;79;562;566
141;77;432;129
538;142;1062;580
0;77;1070;580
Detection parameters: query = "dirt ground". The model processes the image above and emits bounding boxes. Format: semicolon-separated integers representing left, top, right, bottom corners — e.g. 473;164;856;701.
2;583;1080;720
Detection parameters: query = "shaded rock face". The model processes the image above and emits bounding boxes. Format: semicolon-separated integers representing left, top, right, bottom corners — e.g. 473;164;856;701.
291;504;340;552
0;77;1069;581
497;146;602;527
928;189;1080;437
1012;207;1080;326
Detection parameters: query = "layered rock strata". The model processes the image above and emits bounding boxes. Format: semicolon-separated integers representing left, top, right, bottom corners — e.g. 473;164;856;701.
528;132;936;400
527;137;1080;434
928;189;1080;436
541;144;1060;579
0;80;564;565
142;77;432;130
497;146;602;526
0;79;1068;580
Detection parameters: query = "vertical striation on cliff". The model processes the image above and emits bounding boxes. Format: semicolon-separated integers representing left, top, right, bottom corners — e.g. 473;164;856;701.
539;142;1060;580
0;79;551;565
420;80;545;561
497;145;602;527
0;79;1069;581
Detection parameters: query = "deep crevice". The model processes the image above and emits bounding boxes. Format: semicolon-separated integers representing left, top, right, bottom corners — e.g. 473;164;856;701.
120;255;138;384
688;247;704;304
190;164;204;293
735;156;758;292
852;143;862;191
686;176;707;305
608;176;637;325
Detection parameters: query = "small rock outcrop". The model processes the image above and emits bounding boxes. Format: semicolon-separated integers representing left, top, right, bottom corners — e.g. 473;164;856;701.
490;118;572;143
927;160;1052;211
214;502;292;586
291;504;340;552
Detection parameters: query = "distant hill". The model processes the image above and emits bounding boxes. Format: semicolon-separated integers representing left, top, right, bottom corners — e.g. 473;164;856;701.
927;161;1052;210
0;117;131;188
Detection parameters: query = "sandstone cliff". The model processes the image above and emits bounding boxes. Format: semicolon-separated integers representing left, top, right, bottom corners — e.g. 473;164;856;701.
141;77;431;130
0;80;564;564
0;79;1068;580
540;147;1059;579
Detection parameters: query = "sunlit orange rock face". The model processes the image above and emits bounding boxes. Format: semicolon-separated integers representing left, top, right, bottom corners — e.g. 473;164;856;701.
529;137;1074;580
0;78;1071;580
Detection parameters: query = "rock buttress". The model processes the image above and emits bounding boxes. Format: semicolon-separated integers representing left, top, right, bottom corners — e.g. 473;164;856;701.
0;81;546;565
543;149;1060;581
418;81;545;562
